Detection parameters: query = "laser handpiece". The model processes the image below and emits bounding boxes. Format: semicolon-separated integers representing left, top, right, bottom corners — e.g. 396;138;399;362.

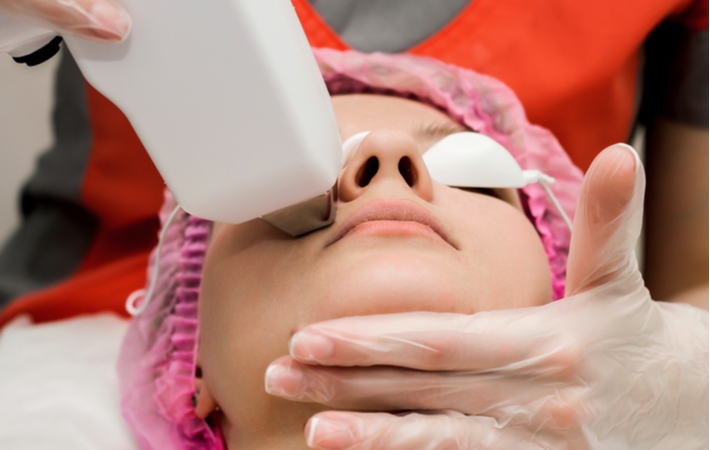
0;0;343;236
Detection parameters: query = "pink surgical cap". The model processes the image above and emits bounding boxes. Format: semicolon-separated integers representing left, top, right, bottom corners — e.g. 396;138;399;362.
118;48;584;449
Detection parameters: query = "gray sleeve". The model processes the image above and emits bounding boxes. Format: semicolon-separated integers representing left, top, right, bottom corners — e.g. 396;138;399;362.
0;48;98;307
309;0;470;53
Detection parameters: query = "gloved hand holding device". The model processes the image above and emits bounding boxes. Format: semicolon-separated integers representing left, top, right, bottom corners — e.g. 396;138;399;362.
265;144;709;449
0;0;130;41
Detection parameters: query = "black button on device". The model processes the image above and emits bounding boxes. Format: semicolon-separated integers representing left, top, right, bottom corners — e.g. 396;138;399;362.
12;36;63;67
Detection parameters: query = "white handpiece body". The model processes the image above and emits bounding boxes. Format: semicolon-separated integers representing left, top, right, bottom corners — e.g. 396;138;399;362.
0;0;343;226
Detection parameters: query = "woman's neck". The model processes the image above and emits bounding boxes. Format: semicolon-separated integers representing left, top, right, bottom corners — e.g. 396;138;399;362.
220;402;325;449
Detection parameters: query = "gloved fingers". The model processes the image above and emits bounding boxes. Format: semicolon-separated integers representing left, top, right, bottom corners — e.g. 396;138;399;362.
289;311;582;376
0;0;131;41
565;143;646;296
265;356;586;420
304;410;587;450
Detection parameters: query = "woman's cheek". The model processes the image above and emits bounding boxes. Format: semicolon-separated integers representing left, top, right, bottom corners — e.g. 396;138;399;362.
447;193;552;308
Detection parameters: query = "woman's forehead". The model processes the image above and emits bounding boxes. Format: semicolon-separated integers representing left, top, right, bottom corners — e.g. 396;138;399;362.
331;94;465;144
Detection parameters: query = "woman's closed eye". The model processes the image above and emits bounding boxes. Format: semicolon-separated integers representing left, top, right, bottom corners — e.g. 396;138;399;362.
454;186;500;199
451;186;522;209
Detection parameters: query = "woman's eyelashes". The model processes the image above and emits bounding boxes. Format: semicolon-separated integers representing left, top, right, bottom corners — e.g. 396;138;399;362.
455;186;500;199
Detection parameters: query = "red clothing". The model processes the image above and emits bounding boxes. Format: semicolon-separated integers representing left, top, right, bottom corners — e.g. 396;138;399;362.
295;0;692;171
0;0;704;326
1;83;163;326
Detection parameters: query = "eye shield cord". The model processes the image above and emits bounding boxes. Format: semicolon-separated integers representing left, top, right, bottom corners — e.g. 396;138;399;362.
538;180;572;231
126;204;183;316
524;170;573;231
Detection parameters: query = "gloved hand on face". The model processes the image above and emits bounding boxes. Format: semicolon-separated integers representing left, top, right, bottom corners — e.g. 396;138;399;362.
265;143;709;450
0;0;130;41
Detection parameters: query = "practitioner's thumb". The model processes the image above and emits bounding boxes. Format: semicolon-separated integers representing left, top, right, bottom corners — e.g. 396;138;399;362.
565;144;645;296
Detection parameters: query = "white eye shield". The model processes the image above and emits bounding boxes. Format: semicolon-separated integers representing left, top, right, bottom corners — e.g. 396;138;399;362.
342;131;572;230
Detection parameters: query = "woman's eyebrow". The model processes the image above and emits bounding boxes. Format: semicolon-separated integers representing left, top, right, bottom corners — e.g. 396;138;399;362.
412;121;468;139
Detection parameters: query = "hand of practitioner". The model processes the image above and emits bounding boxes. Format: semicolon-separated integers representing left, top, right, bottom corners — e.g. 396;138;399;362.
265;144;709;450
0;0;130;41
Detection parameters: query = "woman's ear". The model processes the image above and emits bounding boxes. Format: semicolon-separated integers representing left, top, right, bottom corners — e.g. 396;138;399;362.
194;365;218;419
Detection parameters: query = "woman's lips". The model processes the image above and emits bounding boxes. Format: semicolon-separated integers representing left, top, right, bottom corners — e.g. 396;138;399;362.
325;199;455;248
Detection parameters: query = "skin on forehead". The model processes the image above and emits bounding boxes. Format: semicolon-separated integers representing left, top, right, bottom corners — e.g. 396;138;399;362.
198;93;552;449
335;94;467;150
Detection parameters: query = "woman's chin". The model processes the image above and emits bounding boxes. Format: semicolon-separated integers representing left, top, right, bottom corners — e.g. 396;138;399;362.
310;250;478;319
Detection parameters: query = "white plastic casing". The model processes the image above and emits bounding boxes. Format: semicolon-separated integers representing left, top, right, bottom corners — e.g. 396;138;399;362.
423;132;528;188
2;0;343;224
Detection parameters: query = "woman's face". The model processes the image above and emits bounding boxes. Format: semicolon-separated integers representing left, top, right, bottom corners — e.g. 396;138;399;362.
198;94;552;448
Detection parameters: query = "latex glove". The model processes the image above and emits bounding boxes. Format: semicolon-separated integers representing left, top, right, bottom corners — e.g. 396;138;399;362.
0;0;130;41
265;144;709;450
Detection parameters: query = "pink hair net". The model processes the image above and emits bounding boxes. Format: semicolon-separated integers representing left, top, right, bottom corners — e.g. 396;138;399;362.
117;48;584;449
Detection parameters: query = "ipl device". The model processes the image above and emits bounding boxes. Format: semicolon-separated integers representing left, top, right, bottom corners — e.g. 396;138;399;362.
0;0;343;236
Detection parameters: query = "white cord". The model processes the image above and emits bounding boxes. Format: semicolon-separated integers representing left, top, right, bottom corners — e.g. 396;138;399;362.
522;170;572;231
538;179;573;231
125;204;183;316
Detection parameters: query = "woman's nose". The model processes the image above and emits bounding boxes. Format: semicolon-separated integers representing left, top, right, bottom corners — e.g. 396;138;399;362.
338;130;434;202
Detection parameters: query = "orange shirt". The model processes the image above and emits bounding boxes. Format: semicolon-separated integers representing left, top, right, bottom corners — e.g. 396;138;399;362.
295;0;691;171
